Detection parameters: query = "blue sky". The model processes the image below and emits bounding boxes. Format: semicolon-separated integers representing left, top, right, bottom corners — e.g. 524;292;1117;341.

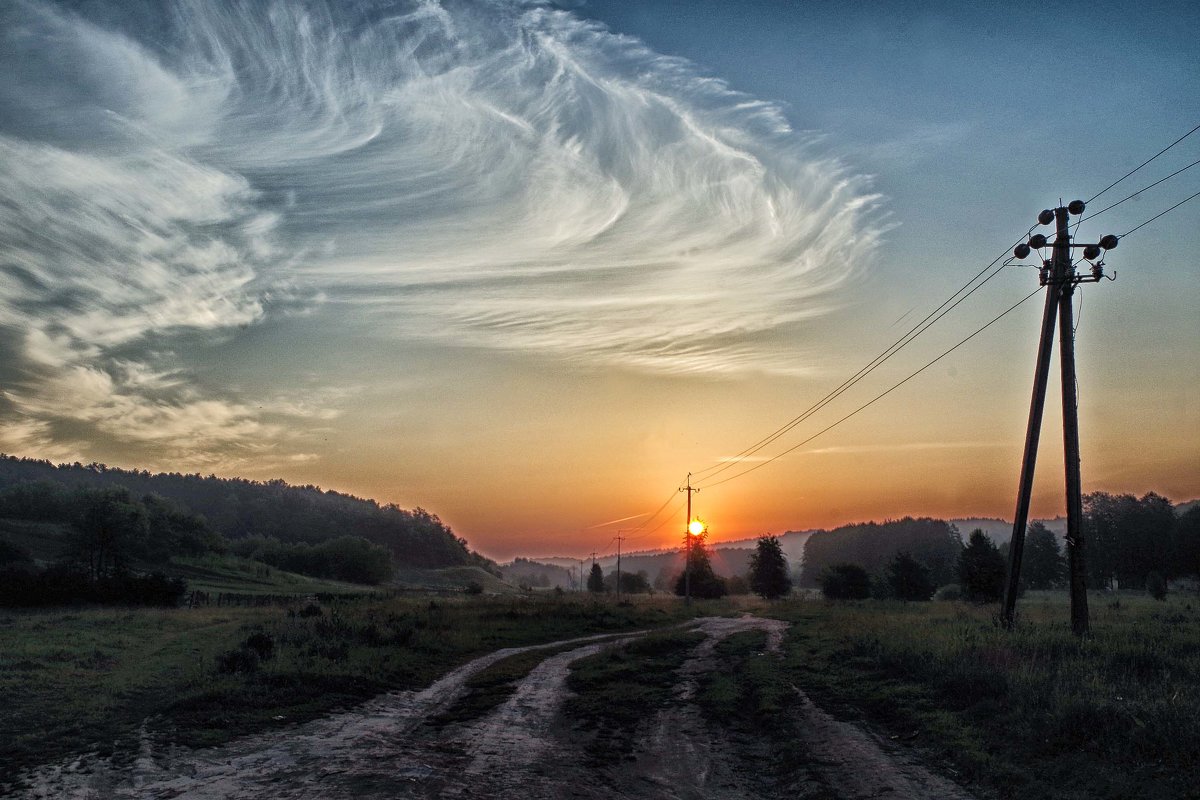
0;0;1196;557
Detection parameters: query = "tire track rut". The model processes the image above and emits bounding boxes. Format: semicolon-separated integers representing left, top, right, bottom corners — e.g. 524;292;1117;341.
14;616;976;800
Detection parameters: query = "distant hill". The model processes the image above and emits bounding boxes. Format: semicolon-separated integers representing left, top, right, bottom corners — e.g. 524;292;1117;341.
0;454;496;573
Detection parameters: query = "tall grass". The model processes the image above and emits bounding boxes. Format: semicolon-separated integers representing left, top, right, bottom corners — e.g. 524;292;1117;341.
773;592;1200;800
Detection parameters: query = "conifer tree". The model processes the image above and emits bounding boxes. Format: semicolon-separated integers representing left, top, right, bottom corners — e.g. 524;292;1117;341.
748;535;792;599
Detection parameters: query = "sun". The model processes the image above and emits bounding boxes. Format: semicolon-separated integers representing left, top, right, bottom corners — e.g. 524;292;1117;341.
688;519;705;536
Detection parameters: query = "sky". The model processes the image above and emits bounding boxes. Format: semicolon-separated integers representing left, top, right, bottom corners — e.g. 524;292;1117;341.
0;0;1197;561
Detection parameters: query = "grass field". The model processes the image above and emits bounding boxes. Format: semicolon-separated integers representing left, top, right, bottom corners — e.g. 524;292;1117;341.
168;554;384;595
0;593;716;787
768;592;1200;800
4;589;1196;798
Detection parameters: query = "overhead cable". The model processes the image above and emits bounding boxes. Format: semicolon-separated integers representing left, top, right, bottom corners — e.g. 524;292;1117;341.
696;287;1043;489
1087;121;1200;203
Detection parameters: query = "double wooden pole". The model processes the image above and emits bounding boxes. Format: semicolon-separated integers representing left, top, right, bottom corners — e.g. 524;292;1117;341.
1002;206;1089;636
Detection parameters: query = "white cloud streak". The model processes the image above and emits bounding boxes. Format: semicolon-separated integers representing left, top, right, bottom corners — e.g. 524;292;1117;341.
0;0;885;465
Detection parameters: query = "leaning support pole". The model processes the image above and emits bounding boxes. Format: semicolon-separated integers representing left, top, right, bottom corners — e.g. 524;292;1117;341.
1001;211;1068;628
1000;282;1060;626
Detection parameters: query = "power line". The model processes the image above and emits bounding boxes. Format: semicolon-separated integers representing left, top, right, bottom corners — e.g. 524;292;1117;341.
1119;187;1200;239
691;258;1014;484
1086;121;1200;203
690;130;1200;491
628;498;686;538
1078;157;1200;225
696;286;1043;489
623;488;682;533
582;126;1199;550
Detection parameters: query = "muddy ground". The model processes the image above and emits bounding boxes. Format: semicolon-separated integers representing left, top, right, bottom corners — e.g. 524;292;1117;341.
14;615;976;799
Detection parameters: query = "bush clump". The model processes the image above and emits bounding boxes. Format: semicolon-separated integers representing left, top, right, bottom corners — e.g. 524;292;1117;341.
217;633;276;674
819;563;871;599
1146;571;1168;601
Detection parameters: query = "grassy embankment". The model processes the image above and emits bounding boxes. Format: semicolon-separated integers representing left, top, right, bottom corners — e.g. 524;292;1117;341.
0;593;719;787
768;592;1200;800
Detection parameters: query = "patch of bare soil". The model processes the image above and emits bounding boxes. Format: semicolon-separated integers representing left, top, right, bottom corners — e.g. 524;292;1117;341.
12;616;977;800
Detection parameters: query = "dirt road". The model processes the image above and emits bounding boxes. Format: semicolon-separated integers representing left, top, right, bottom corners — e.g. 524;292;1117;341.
16;616;975;800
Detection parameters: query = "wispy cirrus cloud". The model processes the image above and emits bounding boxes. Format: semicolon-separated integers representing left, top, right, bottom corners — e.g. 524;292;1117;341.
0;0;884;466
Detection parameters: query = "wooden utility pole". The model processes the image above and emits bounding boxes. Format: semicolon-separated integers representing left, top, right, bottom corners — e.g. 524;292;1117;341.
1057;243;1090;636
680;473;699;606
1002;202;1116;635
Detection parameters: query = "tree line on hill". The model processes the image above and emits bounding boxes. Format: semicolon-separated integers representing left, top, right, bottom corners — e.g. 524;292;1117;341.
808;493;1200;602
0;482;399;605
0;455;501;606
0;455;496;570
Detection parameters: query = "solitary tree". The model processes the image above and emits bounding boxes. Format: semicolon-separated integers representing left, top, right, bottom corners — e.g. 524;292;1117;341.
886;551;935;601
959;529;1006;602
674;533;727;599
587;562;605;593
748;535;792;599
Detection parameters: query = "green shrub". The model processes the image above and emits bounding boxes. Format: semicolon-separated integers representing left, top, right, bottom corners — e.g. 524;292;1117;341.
935;583;962;601
819;563;871;599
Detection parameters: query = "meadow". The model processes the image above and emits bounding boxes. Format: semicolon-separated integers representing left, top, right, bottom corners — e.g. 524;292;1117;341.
2;590;1196;799
0;593;706;787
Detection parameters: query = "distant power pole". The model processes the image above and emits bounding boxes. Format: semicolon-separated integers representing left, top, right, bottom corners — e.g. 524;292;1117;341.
577;559;585;592
1002;201;1118;636
680;473;699;606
